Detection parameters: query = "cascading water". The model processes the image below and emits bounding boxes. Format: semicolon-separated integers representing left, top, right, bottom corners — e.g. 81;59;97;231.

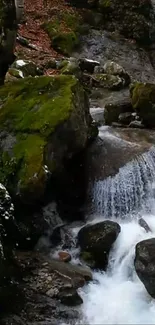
92;146;155;218
74;146;155;325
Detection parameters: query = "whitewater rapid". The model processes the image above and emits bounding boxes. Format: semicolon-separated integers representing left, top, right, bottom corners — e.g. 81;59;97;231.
60;146;155;325
76;146;155;325
78;215;155;324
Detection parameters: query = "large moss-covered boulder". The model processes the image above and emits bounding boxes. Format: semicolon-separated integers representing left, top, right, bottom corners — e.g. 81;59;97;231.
0;75;95;204
130;82;155;127
98;0;155;44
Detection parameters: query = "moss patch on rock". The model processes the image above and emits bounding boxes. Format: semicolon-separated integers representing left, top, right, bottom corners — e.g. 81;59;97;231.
92;73;123;90
43;12;84;55
0;75;94;203
130;82;155;127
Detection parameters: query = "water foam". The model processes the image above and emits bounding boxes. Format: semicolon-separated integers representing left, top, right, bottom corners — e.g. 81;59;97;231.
78;216;155;324
77;147;155;324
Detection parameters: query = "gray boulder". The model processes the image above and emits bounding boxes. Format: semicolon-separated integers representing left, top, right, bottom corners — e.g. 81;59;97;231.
135;238;155;298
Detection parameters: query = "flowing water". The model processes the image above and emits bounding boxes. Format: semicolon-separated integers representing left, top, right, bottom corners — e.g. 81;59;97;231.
70;146;155;325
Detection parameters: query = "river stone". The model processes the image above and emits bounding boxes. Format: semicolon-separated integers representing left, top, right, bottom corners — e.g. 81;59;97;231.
61;58;82;78
92;73;124;90
138;218;151;233
103;61;131;86
135;238;155;298
104;98;133;125
58;251;71;262
78;220;121;269
9;59;43;78
130;82;155;128
59;288;83;306
15;252;92;304
118;112;134;125
79;58;100;73
129;120;145;128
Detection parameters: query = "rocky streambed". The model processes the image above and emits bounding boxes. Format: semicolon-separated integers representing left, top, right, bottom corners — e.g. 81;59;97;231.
2;0;155;324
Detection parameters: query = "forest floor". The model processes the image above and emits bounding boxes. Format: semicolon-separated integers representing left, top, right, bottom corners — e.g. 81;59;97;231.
15;0;76;74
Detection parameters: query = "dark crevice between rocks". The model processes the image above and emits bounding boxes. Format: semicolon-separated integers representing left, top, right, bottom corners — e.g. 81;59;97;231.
47;149;88;221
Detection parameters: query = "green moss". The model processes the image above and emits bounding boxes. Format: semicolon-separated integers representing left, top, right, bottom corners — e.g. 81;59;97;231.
8;68;23;78
61;60;81;78
93;73;123;90
52;32;79;56
43;12;83;55
80;251;95;268
99;0;111;8
14;134;45;191
0;75;76;136
0;75;78;199
130;82;155;127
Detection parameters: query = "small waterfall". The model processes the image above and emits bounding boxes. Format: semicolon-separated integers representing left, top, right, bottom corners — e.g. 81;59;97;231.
92;146;155;218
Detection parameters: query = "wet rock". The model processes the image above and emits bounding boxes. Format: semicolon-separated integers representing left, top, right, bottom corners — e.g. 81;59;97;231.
103;61;131;86
78;220;121;269
104;98;133;125
79;58;100;73
0;183;20;245
80;251;95;268
0;184;21;311
111;122;125;128
13;252;92;313
61;58;82;78
8;59;43;79
58;251;71;263
92;73;124;90
129;120;145;129
130;82;155;128
75;30;155;83
90;106;104;125
118;112;133;125
138;218;151;233
135;238;155;298
59;288;83;306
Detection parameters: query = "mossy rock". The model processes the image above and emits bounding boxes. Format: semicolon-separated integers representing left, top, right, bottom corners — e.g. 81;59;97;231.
104;98;133;125
52;32;79;56
43;12;84;56
92;74;123;90
61;59;81;78
11;59;43;78
0;75;94;204
130;82;155;127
